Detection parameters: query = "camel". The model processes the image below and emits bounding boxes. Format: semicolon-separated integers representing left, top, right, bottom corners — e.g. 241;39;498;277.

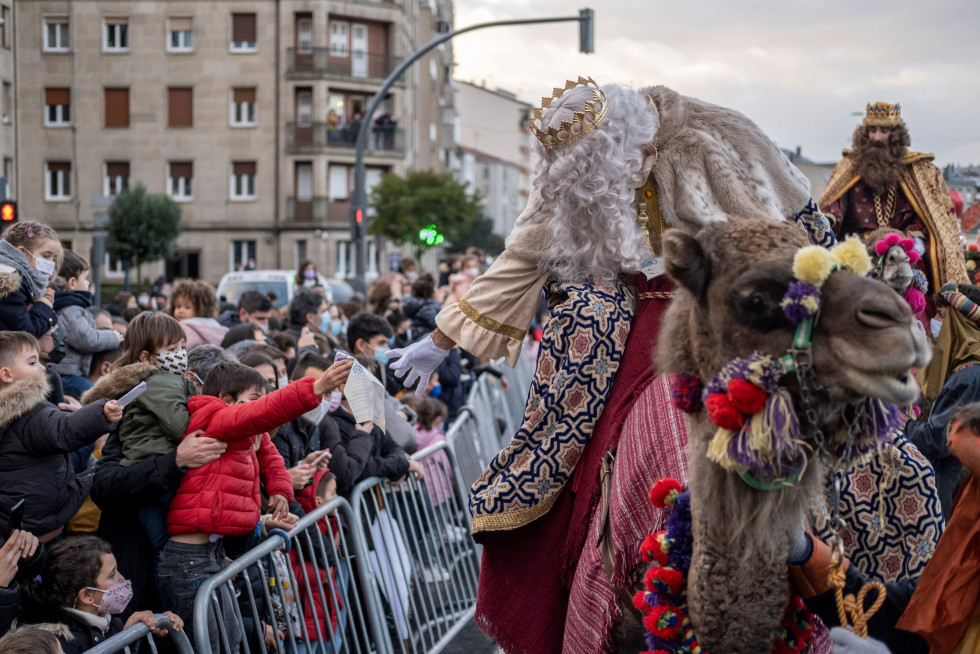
866;228;928;315
651;218;931;653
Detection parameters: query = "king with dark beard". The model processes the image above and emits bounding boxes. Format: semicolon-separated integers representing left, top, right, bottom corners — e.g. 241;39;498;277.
820;102;967;307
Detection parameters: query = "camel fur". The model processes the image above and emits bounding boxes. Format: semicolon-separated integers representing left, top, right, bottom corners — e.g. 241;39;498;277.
655;218;930;653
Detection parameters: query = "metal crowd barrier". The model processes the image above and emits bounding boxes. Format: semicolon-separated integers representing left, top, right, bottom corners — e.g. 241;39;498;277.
349;442;481;654
180;361;534;654
192;497;389;654
87;613;194;654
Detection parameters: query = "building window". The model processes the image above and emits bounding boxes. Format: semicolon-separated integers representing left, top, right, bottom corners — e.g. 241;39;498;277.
44;88;70;127
103;18;129;53
1;6;10;50
104;161;129;197
167;87;192;127
295;239;307;266
230;87;256;126
231;240;256;272
2;81;10;124
296;88;312;126
230;13;256;52
45;161;71;201
230;161;257;200
296;15;313;53
168;161;193;201
336;241;351;278
167;17;193;52
43;17;69;52
104;87;129;127
328;165;349;201
328;21;348;57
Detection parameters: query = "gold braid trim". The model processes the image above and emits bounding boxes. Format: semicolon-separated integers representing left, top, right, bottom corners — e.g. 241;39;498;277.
470;487;562;534
639;291;675;300
903;160;969;287
457;298;527;342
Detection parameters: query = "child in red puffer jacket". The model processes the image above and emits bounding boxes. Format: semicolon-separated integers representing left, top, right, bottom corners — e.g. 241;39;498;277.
157;358;352;653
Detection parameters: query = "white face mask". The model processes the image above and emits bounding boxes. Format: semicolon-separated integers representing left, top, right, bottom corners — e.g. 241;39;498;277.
27;251;56;288
277;375;288;390
931;318;943;339
328;390;343;413
302;401;330;425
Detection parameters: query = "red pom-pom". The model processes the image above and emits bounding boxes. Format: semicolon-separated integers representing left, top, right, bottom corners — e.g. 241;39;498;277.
706;393;743;430
649;479;683;509
908;249;921;264
644;565;685;596
640;532;670;565
970;243;979;253
643;604;682;641
727;378;769;415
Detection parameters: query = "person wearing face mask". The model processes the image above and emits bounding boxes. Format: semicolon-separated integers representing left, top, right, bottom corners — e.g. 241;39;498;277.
0;221;62;338
158;358;349;652
29;536;182;654
295;259;319;289
49;251;124;400
443;254;482;308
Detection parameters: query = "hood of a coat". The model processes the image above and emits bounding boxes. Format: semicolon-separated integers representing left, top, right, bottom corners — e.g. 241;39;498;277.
0;373;50;427
81;362;158;405
0;265;22;302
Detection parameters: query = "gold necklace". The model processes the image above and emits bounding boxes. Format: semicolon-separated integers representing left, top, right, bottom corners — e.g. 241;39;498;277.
873;187;897;228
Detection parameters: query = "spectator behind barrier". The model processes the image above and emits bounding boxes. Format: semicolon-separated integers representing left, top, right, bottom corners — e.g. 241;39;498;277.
0;627;62;654
0;331;121;542
168;281;228;350
403;274;441;340
0;221;63;338
50;251;123;399
0;530;42;637
28;536;182;654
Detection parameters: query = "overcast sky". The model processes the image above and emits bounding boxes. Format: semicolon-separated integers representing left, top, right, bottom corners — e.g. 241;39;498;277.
452;0;980;167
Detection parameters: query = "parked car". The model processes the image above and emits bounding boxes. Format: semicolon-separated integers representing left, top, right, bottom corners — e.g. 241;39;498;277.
216;270;355;309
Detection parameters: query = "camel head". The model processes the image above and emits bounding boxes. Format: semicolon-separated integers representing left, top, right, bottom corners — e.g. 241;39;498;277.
867;228;928;314
655;219;930;653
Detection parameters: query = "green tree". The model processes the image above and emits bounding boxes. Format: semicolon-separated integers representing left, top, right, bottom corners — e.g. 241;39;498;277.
368;170;483;259
107;184;181;288
449;214;506;256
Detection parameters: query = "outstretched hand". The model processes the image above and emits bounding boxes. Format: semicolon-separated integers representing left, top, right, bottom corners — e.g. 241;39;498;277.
313;359;353;396
103;400;123;423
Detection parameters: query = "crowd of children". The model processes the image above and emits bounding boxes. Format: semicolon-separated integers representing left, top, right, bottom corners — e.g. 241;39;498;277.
0;220;476;653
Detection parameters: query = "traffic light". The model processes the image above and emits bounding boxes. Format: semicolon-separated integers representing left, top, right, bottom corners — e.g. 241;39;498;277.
0;201;15;224
418;225;444;246
579;8;594;54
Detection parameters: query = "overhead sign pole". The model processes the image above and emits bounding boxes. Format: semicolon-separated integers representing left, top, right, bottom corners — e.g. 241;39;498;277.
349;8;595;291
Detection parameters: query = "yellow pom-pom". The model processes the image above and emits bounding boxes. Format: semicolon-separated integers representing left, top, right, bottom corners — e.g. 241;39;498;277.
968;260;977;272
832;236;872;276
792;246;836;286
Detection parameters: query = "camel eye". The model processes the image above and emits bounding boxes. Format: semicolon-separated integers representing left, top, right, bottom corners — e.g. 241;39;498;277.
739;293;767;314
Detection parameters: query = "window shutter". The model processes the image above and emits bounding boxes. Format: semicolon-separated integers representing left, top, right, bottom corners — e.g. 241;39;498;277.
168;17;192;31
104;16;127;25
45;88;71;106
48;161;71;173
168;87;193;126
233;161;256;177
232;13;256;42
106;161;129;178
170;161;192;178
104;88;130;127
233;87;256;104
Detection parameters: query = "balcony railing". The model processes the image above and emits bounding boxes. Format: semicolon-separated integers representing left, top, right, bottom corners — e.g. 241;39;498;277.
286;122;405;154
286;197;352;225
287;48;401;80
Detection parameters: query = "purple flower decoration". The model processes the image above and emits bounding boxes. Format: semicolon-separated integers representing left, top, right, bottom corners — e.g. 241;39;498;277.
781;282;822;325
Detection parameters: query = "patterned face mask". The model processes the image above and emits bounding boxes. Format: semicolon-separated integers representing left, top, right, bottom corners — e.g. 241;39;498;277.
156;349;188;375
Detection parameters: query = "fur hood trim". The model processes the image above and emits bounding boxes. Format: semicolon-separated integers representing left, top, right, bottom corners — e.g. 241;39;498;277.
82;362;157;405
0;373;50;426
0;264;21;301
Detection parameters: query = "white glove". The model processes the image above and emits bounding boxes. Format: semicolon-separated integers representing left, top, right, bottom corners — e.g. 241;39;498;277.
386;335;449;395
830;627;891;654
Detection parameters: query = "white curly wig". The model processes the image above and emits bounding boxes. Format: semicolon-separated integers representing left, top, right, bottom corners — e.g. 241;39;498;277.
533;84;659;282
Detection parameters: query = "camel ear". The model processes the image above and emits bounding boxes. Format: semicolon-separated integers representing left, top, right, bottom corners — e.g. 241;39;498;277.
663;229;710;299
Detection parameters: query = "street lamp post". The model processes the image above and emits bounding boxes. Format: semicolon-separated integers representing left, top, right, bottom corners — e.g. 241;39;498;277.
348;8;595;291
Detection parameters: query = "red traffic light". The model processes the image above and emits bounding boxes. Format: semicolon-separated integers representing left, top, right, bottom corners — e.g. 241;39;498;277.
355;208;363;224
0;201;15;223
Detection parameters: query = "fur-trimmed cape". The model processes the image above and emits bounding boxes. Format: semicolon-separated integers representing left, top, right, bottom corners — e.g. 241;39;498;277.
506;85;812;266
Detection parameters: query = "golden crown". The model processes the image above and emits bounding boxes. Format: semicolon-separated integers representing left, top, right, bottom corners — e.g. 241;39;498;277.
530;77;609;151
863;101;903;127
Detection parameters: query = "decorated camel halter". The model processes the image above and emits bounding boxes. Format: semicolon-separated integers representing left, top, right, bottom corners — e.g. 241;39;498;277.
669;237;904;491
873;232;929;314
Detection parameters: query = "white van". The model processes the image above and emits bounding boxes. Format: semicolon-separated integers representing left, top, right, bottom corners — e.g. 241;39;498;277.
216;270;355;309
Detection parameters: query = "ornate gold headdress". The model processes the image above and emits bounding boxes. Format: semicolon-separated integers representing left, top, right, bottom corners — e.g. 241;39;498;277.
530;77;609;151
863;101;903;127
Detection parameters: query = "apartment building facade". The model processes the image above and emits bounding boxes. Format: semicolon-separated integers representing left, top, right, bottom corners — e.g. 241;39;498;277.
14;0;454;285
453;80;531;238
